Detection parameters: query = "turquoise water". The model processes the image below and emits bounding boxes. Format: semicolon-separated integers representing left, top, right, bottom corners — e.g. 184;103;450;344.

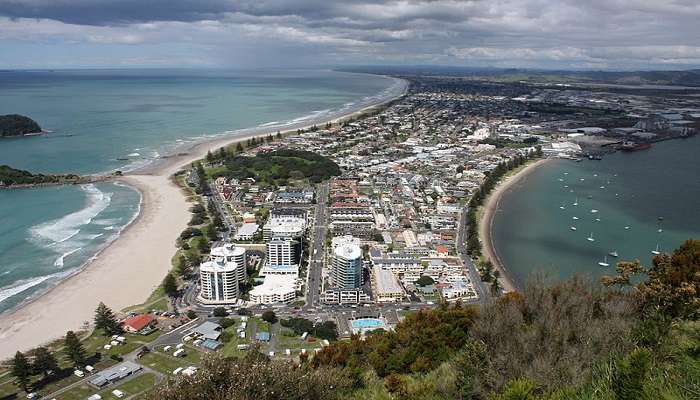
0;69;402;313
351;318;384;329
493;135;700;287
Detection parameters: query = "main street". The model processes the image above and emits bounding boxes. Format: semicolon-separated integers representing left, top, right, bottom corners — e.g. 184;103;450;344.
456;206;489;302
306;182;329;307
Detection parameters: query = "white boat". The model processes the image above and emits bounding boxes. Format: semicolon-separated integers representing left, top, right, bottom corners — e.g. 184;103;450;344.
609;251;618;257
570;226;577;231
598;256;610;267
593;174;598;177
558;178;564;182
573;198;578;206
651;244;660;255
624;226;630;230
600;186;605;189
658;229;663;233
564;172;569;175
587;233;595;242
595;218;601;222
572;216;579;220
580;178;585;181
564;185;569;188
559;204;566;210
591;209;599;213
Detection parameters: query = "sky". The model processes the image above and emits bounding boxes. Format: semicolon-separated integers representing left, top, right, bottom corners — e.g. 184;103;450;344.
1;0;699;70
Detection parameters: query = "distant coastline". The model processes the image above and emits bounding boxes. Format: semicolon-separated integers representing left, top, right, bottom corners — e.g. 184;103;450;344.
478;158;552;292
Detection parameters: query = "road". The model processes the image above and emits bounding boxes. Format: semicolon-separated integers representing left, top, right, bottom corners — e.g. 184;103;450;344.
456;206;489;302
306;182;329;307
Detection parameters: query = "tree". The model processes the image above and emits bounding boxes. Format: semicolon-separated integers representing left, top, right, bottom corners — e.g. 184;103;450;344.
313;321;338;341
219;317;236;329
11;351;32;392
415;275;435;287
213;307;228;317
236;142;244;152
163;273;178;298
32;347;58;378
64;331;86;368
186;310;197;319
94;302;121;335
262;310;277;324
205;150;214;164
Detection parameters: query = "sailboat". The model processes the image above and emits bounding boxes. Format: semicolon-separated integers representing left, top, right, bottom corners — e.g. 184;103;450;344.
651;244;660;255
624;226;631;230
595;218;601;222
558;178;564;182
591;209;599;213
559;203;566;210
570;226;577;231
572;216;579;220
609;250;619;257
587;233;595;242
573;198;578;206
598;256;610;267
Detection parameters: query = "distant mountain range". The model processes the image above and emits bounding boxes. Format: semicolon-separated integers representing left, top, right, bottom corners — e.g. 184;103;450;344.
339;66;700;87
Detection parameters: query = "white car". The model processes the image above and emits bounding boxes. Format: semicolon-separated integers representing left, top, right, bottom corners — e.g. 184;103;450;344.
112;389;125;398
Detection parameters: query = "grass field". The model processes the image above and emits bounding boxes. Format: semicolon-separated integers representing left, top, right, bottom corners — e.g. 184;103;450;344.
54;372;158;400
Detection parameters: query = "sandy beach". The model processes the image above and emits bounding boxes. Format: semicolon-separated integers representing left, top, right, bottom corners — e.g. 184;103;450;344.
479;158;552;293
0;78;407;359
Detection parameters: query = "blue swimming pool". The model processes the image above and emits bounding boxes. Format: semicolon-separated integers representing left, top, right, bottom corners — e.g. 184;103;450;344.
350;318;386;333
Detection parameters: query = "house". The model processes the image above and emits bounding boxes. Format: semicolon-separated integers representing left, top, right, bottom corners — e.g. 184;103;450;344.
121;314;156;334
191;321;223;341
88;361;142;388
435;245;449;258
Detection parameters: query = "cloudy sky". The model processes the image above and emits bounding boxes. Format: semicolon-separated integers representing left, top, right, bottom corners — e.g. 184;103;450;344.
1;0;699;70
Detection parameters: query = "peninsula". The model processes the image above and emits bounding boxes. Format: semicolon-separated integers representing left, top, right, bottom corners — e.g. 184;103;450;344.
0;165;86;188
0;114;42;137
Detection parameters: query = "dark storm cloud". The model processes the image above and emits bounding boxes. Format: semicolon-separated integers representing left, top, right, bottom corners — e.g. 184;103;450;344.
1;0;700;69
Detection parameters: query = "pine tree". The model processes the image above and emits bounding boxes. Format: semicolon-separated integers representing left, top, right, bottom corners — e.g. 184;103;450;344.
205;150;214;163
64;331;86;368
11;351;32;392
163;273;178;298
32;347;58;378
218;147;226;160
236;142;244;152
94;302;122;335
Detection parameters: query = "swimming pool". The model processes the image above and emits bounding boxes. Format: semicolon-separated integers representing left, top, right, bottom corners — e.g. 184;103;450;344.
350;318;386;334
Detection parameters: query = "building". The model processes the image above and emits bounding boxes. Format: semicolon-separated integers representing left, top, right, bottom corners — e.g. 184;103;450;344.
210;243;247;281
274;190;314;204
265;239;298;270
198;245;247;304
372;266;405;303
322;288;371;305
88;361;142;388
249;275;298;304
331;236;363;289
234;223;259;241
190;321;223;341
121;314;156;334
263;216;306;241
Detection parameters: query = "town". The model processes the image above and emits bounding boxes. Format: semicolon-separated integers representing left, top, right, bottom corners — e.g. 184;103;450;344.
3;75;698;400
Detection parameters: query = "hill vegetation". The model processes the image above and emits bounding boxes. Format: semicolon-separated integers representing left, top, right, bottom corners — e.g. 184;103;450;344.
148;239;699;400
0;114;42;137
0;165;82;187
210;149;341;186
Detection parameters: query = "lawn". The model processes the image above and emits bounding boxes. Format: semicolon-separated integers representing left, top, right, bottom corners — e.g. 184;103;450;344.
55;373;158;400
123;286;169;313
138;350;194;375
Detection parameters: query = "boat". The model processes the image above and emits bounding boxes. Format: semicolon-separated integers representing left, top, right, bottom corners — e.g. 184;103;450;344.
598;256;610;267
609;251;618;257
570;226;577;231
573;198;578;206
621;141;651;152
595;218;601;222
559;204;566;210
587;233;595;242
599;186;605;189
651;244;661;255
624;226;631;230
558;178;564;182
572;216;579;220
591;209;599;213
593;174;598;177
580;178;585;181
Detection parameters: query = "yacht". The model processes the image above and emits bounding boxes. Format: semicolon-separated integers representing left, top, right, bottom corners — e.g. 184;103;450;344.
558;178;564;182
570;226;577;231
572;216;579;220
595;218;601;222
559;204;566;210
598;256;610;267
587;233;595;242
609;250;619;258
591;209;599;213
624;226;631;230
573;198;578;206
652;244;661;255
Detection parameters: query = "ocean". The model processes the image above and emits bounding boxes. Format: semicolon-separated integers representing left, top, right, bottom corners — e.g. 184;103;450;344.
0;69;403;313
492;135;700;287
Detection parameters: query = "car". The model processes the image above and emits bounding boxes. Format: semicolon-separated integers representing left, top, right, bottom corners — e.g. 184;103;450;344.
112;389;125;398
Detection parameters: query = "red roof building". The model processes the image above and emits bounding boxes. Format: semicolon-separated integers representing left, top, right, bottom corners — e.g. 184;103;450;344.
122;314;156;333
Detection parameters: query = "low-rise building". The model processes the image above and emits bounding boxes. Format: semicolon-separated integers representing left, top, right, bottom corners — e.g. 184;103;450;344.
372;266;405;303
249;275;297;304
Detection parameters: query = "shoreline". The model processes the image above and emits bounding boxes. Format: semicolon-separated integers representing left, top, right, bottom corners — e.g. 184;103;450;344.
478;158;552;292
0;76;409;359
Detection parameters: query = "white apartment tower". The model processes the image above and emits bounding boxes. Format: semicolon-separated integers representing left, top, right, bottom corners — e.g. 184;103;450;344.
331;237;363;290
198;244;246;304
